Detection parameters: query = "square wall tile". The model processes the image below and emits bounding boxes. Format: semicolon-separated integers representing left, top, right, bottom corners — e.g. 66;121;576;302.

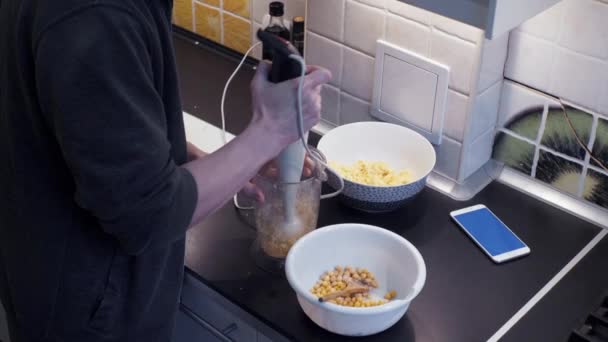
201;0;221;7
253;0;272;23
356;0;386;8
387;1;431;25
224;0;250;18
541;107;593;160
516;0;564;41
493;131;535;175
307;0;345;42
559;0;608;60
498;81;553;139
344;0;385;55
431;14;484;45
536;149;583;196
386;14;431;57
550;48;606;112
321;85;340;124
443;90;469;142
305;31;343;87
584;170;608;209
430;29;479;95
434;135;462;180
286;0;307;20
341;46;375;101
340;92;373;124
505;31;555;94
477;33;508;93
173;0;194;30
195;3;221;43
470;81;501;142
223;13;252;54
592;118;608;168
463;128;494;179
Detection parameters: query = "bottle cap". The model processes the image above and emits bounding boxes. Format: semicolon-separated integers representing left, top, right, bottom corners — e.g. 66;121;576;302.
269;1;285;17
293;16;305;31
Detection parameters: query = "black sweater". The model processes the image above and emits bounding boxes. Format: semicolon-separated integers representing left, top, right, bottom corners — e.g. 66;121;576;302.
0;0;197;340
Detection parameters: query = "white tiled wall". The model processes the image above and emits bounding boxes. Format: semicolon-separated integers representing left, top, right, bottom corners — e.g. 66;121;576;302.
506;0;608;117
305;0;509;182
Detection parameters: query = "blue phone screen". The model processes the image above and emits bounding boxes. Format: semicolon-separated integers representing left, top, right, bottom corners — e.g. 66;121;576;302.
453;207;525;256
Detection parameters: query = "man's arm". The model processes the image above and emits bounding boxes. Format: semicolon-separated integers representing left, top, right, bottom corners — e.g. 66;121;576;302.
35;6;330;254
183;61;330;226
186;142;207;162
35;7;199;255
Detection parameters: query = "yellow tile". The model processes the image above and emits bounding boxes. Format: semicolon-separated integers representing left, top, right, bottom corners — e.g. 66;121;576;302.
194;3;221;43
201;0;220;7
224;0;250;19
223;14;251;54
173;0;193;30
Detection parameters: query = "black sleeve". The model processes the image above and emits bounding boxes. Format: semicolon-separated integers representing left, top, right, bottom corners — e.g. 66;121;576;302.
34;5;197;255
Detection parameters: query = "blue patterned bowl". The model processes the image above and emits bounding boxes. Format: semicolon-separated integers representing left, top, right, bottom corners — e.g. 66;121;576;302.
318;122;436;213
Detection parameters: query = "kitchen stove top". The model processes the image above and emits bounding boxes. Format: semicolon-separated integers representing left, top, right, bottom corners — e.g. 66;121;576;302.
570;291;608;341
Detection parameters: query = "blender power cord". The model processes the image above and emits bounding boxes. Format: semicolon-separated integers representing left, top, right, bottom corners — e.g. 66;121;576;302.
221;43;344;210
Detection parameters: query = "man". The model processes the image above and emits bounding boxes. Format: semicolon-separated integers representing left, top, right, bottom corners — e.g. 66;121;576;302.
0;0;331;341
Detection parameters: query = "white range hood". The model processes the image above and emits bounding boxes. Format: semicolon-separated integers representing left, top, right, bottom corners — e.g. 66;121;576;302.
400;0;562;39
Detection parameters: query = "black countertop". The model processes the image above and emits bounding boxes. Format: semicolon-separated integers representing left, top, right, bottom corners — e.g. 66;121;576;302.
173;32;608;341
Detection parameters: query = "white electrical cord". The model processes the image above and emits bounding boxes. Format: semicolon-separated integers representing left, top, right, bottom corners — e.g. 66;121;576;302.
221;42;344;210
220;42;261;146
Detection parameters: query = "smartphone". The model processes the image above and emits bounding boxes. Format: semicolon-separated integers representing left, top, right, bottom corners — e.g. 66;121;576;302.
450;204;530;263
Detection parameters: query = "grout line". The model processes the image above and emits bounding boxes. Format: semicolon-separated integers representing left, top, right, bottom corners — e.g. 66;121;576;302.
589;164;608;177
336;87;343;125
219;7;252;22
191;0;196;32
487;229;608;342
386;12;430;32
531;103;549;178
577;115;599;197
340;89;371;105
500;128;589;168
431;26;479;46
219;0;224;44
500;128;537;145
341;0;347;43
515;29;608;66
220;10;224;44
538;146;586;166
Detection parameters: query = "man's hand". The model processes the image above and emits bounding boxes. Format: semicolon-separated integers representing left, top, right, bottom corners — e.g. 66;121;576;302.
249;62;331;150
183;64;331;227
241;155;317;203
186;142;207;162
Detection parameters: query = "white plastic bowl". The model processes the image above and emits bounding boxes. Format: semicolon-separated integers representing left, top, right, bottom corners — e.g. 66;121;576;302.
318;122;436;212
285;224;426;336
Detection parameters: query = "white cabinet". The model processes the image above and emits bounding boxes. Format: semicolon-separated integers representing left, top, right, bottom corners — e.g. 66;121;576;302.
399;0;562;39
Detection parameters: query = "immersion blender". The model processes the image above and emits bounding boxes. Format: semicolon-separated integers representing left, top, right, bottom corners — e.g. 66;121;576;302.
257;29;307;235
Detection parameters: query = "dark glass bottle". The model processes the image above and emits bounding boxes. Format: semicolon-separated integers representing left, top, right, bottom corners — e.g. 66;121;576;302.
291;16;305;56
262;2;291;61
